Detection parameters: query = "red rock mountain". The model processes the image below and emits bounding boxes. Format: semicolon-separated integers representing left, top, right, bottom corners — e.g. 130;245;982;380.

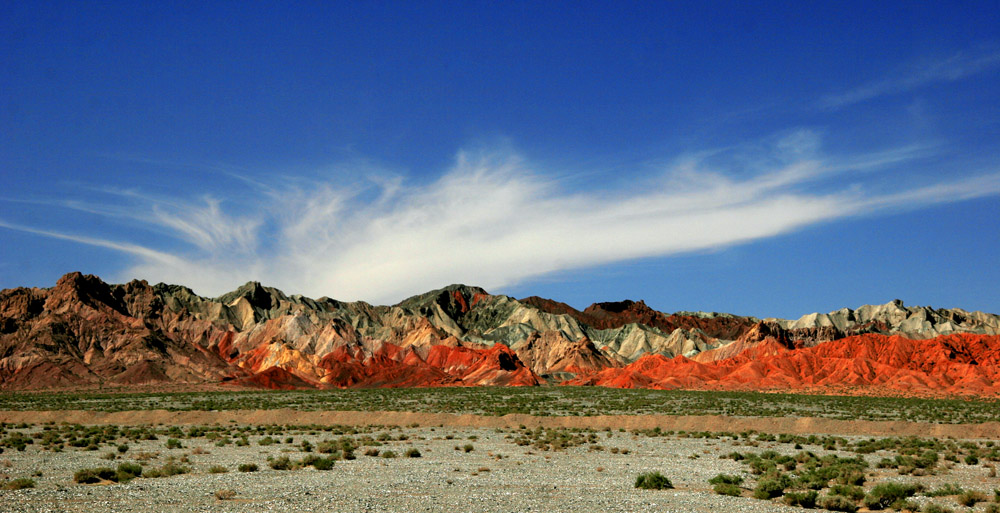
566;332;1000;396
1;273;998;396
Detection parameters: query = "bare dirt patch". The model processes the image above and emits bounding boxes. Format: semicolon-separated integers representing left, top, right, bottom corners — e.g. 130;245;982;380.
4;409;1000;439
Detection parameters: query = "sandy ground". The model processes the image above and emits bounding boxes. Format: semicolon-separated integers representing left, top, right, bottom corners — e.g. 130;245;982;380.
3;409;1000;439
2;411;1000;512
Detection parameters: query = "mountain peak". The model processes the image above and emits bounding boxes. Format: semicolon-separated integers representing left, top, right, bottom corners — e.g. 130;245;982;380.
216;281;286;311
584;299;650;315
397;284;489;307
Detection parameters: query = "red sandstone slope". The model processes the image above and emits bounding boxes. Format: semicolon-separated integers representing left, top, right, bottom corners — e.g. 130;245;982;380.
566;333;1000;396
241;341;540;389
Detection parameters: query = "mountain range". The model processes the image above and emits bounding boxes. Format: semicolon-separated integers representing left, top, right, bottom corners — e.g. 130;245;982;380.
1;272;998;396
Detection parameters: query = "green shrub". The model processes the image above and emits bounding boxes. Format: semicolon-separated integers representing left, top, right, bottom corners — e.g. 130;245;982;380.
863;482;922;510
714;483;742;496
708;474;744;486
3;478;35;490
797;471;831;490
405;448;421;458
829;484;865;501
984;503;1000;513
753;475;790;500
312;457;335;470
463;444;474;453
634;472;673;490
74;467;116;484
784;490;818;508
923;504;953;513
818;494;858;512
237;463;258;472
269;456;292;470
115;462;142;482
165;438;182;449
381;450;398;458
835;470;866;486
208;465;228;474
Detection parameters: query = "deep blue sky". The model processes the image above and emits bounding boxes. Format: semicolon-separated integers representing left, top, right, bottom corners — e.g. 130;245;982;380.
2;2;999;318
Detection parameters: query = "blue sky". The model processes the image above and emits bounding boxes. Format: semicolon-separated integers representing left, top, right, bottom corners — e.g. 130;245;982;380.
2;1;999;318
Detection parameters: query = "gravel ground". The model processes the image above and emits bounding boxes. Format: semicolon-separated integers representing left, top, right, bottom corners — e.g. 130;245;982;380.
0;425;996;513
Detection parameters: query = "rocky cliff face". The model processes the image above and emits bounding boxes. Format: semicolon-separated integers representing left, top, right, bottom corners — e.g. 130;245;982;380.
1;272;998;394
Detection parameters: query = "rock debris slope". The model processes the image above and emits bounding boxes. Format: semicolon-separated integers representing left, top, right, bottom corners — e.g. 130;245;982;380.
1;272;998;395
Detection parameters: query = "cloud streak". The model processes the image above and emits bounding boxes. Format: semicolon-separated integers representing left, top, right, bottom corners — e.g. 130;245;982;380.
3;135;1000;304
820;47;1000;109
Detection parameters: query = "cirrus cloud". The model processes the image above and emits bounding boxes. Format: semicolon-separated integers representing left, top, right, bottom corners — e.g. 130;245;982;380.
2;133;1000;304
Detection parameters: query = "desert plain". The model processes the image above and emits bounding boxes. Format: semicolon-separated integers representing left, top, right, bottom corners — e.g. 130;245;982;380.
0;388;999;513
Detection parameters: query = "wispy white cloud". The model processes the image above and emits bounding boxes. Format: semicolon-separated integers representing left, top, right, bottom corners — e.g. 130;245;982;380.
820;47;1000;109
3;133;1000;304
0;219;182;266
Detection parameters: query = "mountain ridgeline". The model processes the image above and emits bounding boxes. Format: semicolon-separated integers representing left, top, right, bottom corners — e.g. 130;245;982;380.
1;272;999;395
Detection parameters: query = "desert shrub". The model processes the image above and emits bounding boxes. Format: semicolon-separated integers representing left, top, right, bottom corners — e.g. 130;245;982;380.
835;470;866;486
364;448;379;457
714;483;742;496
784;490;818;508
215;489;236;500
956;490;987;507
117;443;129;454
405;448;421;458
3;478;35;490
797;471;831;490
115;462;142;482
818;494;858;512
258;436;276;446
381;451;398;459
753;473;791;500
923;504;953;513
165;438;182;449
708;474;744;486
829;484;865;501
463;444;474;453
208;465;228;474
237;463;258;472
863;482;922;510
985;503;1000;513
965;454;979;465
74;467;116;484
269;456;292;470
634;472;673;490
312;457;335;470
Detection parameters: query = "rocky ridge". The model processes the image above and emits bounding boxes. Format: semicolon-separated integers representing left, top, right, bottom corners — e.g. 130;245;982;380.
0;272;998;394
